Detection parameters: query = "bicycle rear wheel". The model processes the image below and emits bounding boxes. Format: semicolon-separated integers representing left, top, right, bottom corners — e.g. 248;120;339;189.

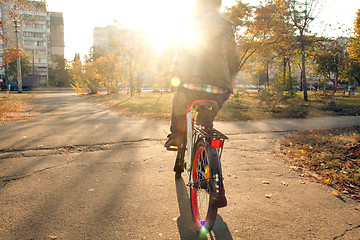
190;139;218;232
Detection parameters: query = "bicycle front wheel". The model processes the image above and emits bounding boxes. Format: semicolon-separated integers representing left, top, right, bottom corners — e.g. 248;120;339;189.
190;140;218;232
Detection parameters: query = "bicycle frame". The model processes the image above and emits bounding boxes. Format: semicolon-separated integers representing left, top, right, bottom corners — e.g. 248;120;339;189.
185;105;193;179
184;100;228;182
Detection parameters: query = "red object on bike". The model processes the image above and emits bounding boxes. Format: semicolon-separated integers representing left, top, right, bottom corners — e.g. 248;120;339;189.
192;99;218;106
211;140;223;148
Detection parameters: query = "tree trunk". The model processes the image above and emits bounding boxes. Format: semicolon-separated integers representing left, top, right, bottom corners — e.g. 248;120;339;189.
266;62;270;87
288;60;293;91
129;62;135;96
301;41;308;101
283;56;287;83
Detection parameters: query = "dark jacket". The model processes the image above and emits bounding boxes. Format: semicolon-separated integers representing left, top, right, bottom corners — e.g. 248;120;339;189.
169;8;240;92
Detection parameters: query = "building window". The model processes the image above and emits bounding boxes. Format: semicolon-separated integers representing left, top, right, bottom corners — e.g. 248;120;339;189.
35;58;47;63
35;24;44;29
23;32;45;38
36;41;45;47
24;41;33;46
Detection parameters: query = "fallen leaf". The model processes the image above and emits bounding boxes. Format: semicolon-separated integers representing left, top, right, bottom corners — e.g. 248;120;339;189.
331;190;339;196
282;181;288;186
262;181;270;184
265;194;272;198
345;162;350;167
48;236;57;240
324;178;330;184
301;150;307;155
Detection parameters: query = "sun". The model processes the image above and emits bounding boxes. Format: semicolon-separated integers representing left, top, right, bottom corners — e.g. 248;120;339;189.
117;0;195;53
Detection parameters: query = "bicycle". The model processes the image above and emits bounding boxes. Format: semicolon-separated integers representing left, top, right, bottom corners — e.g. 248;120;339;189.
169;99;228;232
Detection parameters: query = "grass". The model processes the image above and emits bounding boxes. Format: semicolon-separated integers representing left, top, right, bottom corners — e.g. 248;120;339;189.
84;91;174;119
84;90;360;121
0;93;36;123
279;127;360;201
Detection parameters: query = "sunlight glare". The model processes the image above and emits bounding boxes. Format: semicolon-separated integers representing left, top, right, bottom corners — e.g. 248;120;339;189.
115;0;195;53
171;77;181;88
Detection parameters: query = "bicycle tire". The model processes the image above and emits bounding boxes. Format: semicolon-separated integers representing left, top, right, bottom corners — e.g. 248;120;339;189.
190;139;219;232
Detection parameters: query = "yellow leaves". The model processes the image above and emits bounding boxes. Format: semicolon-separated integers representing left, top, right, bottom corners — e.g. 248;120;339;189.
324;178;330;184
345;162;350;167
301;149;307;155
331;190;339;196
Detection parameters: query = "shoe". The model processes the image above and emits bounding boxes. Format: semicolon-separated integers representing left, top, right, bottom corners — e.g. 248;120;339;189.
164;133;183;151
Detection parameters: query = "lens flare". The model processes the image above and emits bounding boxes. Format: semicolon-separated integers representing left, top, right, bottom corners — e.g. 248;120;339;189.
199;224;209;238
171;77;181;87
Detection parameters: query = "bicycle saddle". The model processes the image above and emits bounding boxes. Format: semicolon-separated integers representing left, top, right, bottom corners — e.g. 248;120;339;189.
192;100;218;110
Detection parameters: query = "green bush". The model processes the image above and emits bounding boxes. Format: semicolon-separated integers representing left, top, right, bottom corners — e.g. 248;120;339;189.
259;86;290;111
226;91;245;109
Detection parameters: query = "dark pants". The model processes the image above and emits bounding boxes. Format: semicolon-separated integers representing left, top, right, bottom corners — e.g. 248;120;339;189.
170;86;230;135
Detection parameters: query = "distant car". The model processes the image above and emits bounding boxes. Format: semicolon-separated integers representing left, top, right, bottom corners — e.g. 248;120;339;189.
307;86;316;91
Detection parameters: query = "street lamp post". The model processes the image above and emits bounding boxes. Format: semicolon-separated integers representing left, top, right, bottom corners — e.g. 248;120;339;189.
13;19;22;93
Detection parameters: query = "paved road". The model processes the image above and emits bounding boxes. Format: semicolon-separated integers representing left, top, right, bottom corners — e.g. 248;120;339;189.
0;93;359;240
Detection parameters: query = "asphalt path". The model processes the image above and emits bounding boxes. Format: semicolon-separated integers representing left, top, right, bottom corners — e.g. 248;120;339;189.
0;93;359;240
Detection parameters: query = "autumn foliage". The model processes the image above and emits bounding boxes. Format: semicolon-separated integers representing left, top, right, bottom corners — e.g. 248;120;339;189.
2;47;26;67
280;127;360;200
69;54;124;94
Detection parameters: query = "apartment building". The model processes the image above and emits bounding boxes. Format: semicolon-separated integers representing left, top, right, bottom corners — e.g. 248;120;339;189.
49;11;64;66
93;25;123;58
0;0;64;85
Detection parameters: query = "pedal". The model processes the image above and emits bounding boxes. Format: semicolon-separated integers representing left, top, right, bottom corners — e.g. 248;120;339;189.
166;145;179;151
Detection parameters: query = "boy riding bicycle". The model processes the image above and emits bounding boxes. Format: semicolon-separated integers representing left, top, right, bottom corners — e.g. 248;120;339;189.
158;0;241;150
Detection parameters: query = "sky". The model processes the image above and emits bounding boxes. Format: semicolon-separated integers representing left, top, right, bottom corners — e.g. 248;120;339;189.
45;0;360;61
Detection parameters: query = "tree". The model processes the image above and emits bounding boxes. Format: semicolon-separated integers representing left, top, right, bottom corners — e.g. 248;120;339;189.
224;0;257;71
349;10;360;63
115;29;155;95
314;38;348;91
288;0;324;101
96;54;125;94
73;53;81;62
48;55;71;87
2;47;31;80
250;0;296;87
347;10;360;86
69;58;101;94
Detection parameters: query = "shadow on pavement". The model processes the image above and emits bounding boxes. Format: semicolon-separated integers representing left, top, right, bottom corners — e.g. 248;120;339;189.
175;176;233;240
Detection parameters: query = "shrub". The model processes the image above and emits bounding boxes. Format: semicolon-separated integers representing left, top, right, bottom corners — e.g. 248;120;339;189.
259;85;290;111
